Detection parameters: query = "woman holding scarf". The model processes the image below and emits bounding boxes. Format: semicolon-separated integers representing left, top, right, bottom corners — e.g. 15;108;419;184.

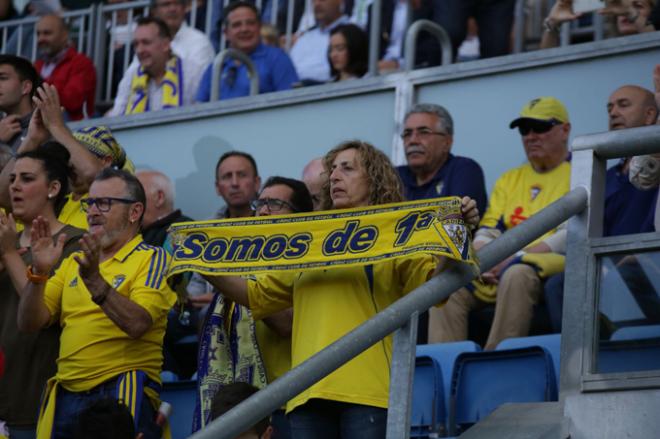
203;140;479;438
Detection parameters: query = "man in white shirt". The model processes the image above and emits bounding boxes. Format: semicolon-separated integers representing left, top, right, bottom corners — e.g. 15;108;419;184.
108;17;200;115
110;0;214;116
289;0;349;83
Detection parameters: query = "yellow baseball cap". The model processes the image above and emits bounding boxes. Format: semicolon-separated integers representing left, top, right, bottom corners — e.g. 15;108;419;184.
509;97;569;128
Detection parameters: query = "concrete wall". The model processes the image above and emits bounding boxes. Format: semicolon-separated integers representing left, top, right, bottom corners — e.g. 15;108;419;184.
71;32;660;220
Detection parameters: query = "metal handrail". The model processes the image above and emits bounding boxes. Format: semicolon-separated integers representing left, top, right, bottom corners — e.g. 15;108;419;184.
209;48;260;101
0;5;96;60
188;186;589;439
403;19;452;71
367;0;382;76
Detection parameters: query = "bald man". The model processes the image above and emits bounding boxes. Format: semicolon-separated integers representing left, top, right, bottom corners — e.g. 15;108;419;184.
544;85;659;332
34;14;96;121
137;169;193;247
302;157;326;211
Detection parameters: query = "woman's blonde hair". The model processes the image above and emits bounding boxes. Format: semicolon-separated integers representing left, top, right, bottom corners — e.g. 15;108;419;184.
320;140;404;210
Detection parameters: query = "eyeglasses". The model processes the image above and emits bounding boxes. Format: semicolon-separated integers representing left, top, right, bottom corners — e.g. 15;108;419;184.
518;120;562;136
251;198;298;213
400;128;448;141
81;197;137;213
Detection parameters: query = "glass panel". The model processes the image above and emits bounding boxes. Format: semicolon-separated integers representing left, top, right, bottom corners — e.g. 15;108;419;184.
596;251;660;374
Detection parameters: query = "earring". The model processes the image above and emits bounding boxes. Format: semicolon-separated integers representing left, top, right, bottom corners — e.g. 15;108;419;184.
47;194;53;199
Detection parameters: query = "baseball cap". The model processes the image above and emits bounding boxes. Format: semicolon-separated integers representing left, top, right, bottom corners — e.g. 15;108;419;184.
509;97;569;129
73;126;135;173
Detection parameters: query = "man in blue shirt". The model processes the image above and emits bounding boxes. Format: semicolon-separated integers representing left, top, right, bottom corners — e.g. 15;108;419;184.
544;85;659;332
397;103;488;214
196;1;298;102
396;103;488;344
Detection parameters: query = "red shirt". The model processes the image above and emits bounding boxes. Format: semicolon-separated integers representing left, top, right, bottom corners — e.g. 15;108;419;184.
34;46;97;121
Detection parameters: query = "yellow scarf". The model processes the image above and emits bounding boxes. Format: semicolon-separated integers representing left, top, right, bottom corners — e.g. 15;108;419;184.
167;197;477;278
125;55;183;114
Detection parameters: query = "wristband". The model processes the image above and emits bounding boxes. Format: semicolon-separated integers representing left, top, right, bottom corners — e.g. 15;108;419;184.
26;265;49;284
514;250;527;258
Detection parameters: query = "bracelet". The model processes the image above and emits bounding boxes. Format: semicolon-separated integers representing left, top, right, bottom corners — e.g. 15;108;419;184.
26;265;49;284
91;287;110;306
543;17;560;34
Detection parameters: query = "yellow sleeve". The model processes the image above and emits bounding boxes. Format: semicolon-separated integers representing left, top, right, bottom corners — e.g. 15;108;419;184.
247;272;296;320
479;171;510;231
129;247;177;321
396;255;438;295
43;255;74;323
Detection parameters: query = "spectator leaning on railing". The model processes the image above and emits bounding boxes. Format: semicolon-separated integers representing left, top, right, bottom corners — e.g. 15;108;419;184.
196;1;298;102
540;0;656;49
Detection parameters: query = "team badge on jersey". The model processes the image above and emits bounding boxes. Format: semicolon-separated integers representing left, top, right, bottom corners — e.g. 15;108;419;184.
530;185;542;201
69;277;78;287
435;181;444;196
112;275;126;289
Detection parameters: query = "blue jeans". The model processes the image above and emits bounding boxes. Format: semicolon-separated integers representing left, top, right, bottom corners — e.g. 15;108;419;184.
52;378;160;439
288;399;387;439
432;0;516;59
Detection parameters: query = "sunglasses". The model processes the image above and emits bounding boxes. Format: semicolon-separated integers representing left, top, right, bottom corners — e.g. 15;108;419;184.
518;120;562;136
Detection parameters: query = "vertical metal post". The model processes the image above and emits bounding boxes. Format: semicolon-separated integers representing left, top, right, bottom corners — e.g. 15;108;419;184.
190;0;198;30
105;11;118;103
93;4;107;108
560;21;570;46
594;12;604;41
513;0;524;53
271;0;279;26
284;0;295;51
367;0;382;77
123;8;134;73
86;5;96;58
16;24;23;57
386;312;419;439
391;79;414;166
560;149;605;401
205;0;214;36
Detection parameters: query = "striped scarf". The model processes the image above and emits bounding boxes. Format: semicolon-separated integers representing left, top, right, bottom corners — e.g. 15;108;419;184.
125;55;183;114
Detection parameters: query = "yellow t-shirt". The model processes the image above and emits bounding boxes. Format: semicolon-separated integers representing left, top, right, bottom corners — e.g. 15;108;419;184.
57;193;88;230
255;318;291;384
473;161;571;302
480;161;571;246
248;256;436;412
43;234;177;392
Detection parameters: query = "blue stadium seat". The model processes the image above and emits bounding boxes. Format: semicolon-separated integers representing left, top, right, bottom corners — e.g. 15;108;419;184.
610;324;660;341
411;355;445;437
160;380;197;439
448;346;558;436
416;341;481;408
598;338;660;373
414;341;481;435
161;370;180;383
496;334;561;389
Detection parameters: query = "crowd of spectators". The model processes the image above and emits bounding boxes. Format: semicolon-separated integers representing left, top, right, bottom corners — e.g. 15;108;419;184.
0;0;657;119
0;1;659;439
